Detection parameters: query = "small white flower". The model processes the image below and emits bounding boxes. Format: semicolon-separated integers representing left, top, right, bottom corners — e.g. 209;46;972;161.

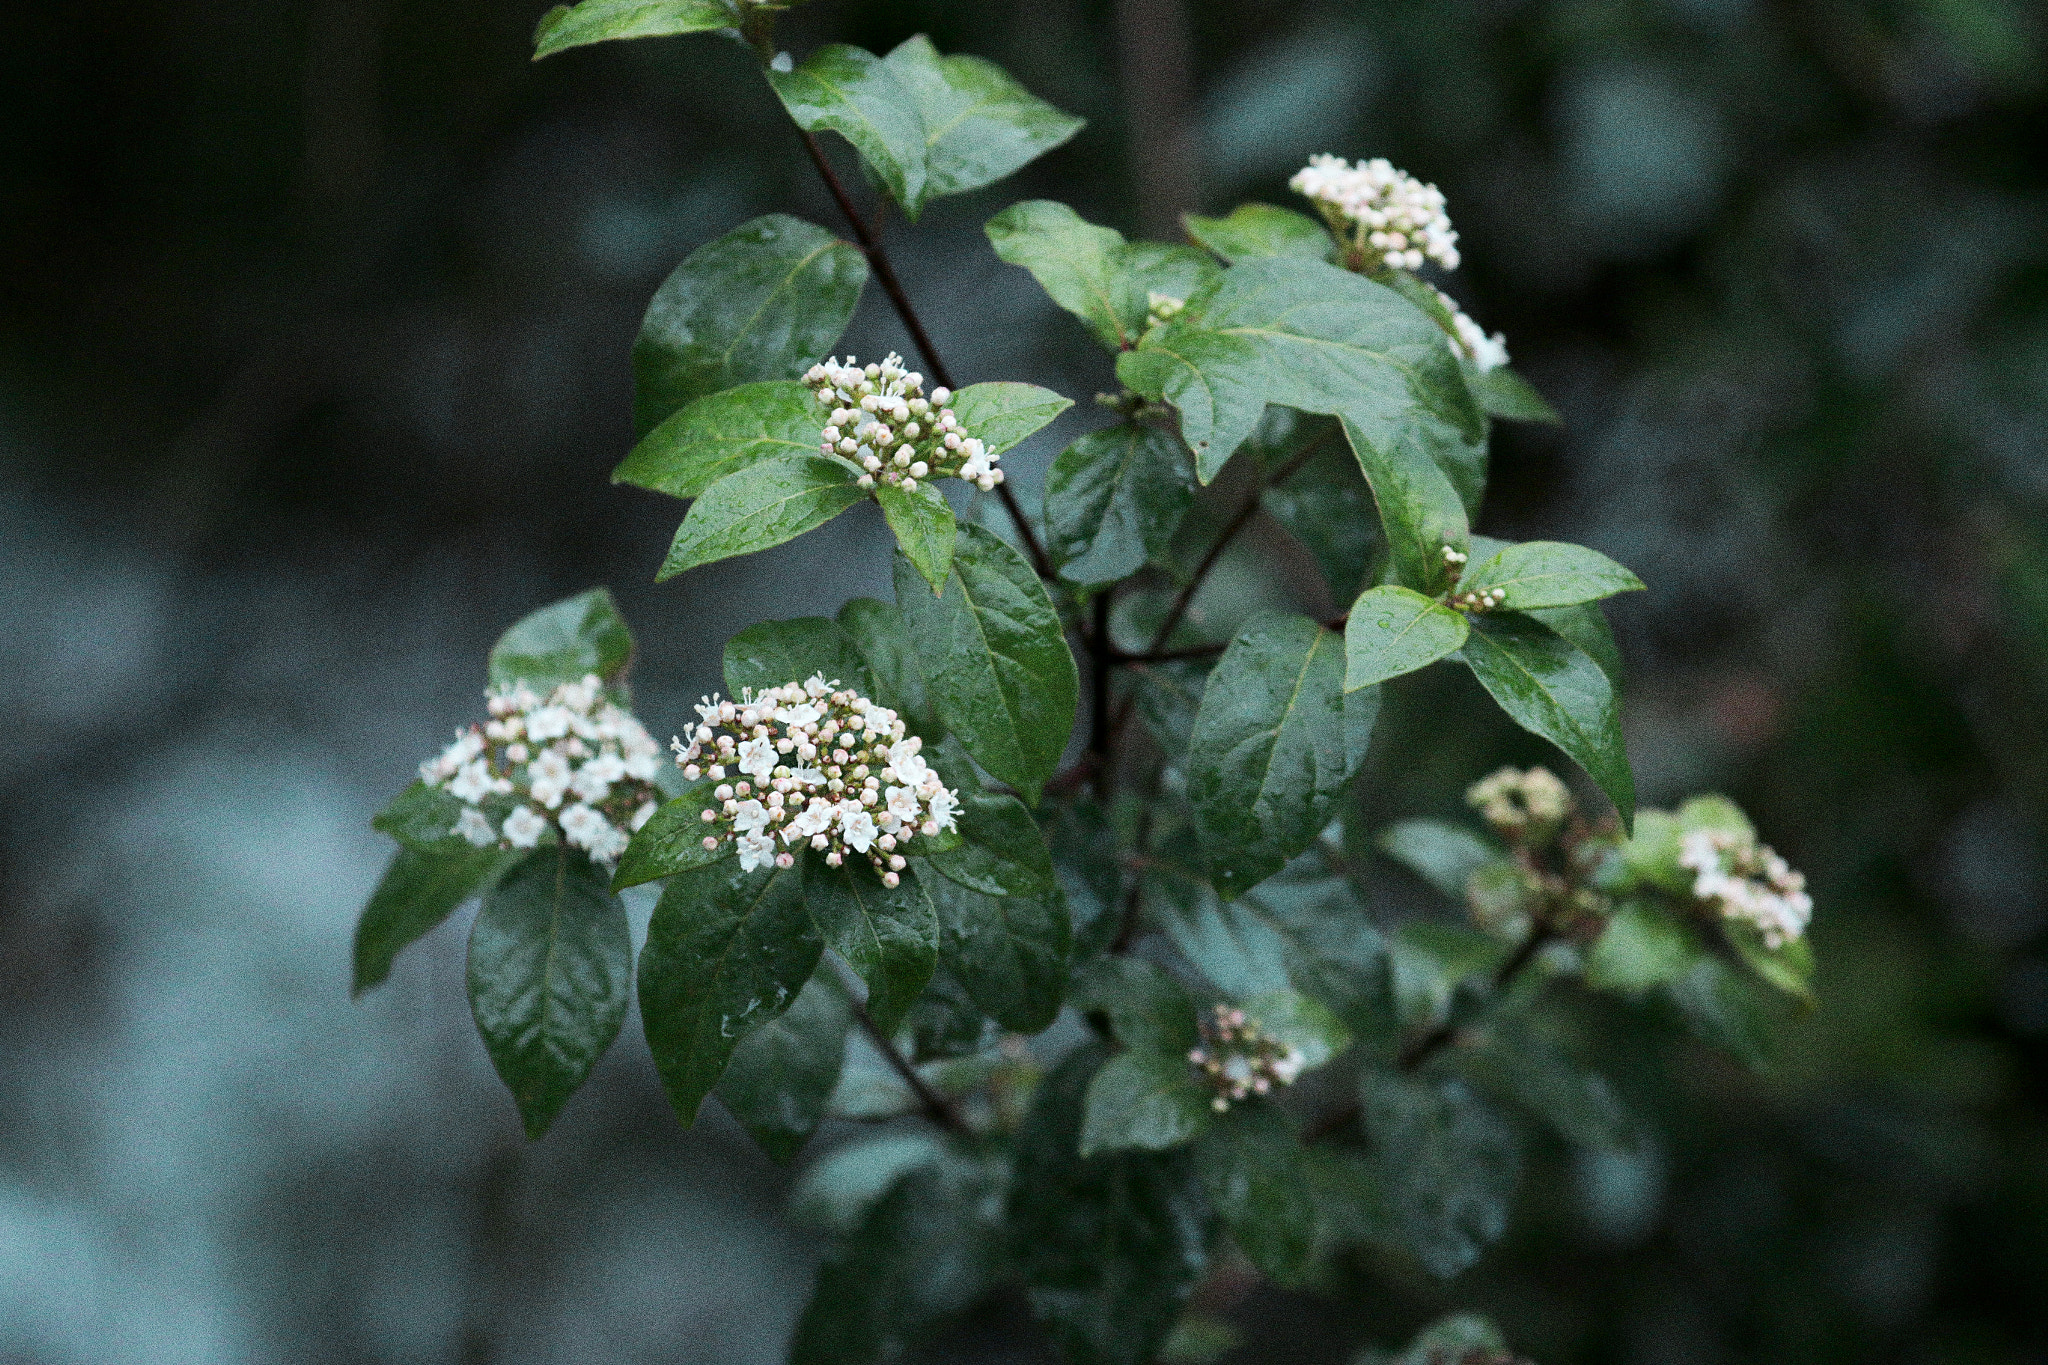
558;803;616;858
925;787;958;832
737;831;777;872
453;807;496;847
884;786;922;824
570;764;612;804
840;807;878;853
732;799;771;836
525;706;574;742
737;736;777;782
448;760;495;804
528;749;573;809
502;805;548;848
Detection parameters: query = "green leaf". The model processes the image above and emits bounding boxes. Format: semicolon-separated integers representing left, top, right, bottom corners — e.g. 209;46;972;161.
1390;922;1508;1033
919;787;1057;896
1181;204;1334;263
638;859;821;1124
723;615;873;698
837;596;942;737
1344;585;1470;690
633;215;867;433
1465;364;1560;424
1242;988;1350;1070
792;1131;946;1232
927;872;1070;1032
531;0;735;60
1460;540;1645;611
466;848;633;1138
1583;899;1699;991
1045;422;1197;585
1529;601;1623;687
610;783;730;891
768;46;927;214
1340;417;1473;593
1073;957;1200;1055
353;845;520;995
373;780;483;854
1460;611;1635;830
1259;422;1377;602
985;200;1220;352
1082;1051;1215;1156
1048;796;1125;959
803;854;939;1035
1376;819;1504;901
612;380;826;500
882;35;1085;219
893;522;1078;804
1462;1016;1637;1151
874;480;958;593
1668;954;1781;1072
1011;1045;1212;1365
1186;614;1358;897
657;454;866;579
1114;256;1485;519
488;587;635;692
1727;920;1816;1003
715;971;852;1163
1192;1103;1322;1288
1357;1069;1520;1278
946;381;1074;457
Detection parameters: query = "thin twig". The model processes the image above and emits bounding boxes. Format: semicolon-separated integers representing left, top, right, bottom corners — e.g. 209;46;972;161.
852;998;971;1137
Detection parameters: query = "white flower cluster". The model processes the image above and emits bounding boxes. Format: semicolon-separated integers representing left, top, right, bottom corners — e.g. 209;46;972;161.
1467;766;1573;841
1438;286;1511;374
1290;153;1460;273
1680;829;1812;949
673;674;960;885
418;674;663;865
1144;291;1185;332
803;352;1005;493
1187;1005;1304;1113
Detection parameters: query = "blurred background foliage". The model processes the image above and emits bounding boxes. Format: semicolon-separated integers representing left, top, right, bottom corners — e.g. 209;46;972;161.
3;0;2046;1361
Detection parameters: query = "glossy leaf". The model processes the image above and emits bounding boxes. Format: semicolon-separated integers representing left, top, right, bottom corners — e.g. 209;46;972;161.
1344;585;1470;690
715;971;852;1163
1459;540;1645;611
1182;203;1334;263
1358;1069;1520;1278
633;215;866;433
1376;819;1504;901
1081;1051;1214;1156
874;480;957;592
1460;612;1635;830
1465;365;1560;424
610;782;728;891
1584;900;1699;991
531;0;734;60
723;615;873;698
373;780;486;854
488;586;634;692
1242;988;1351;1070
1073;956;1200;1055
353;845;519;995
919;786;1056;896
1011;1045;1213;1365
883;35;1085;218
1186;614;1358;897
946;381;1073;457
638;859;821;1124
768;46;927;212
893;522;1077;804
985;200;1219;352
657;454;866;580
1392;1314;1511;1365
612;380;824;500
803;854;939;1034
926;871;1070;1032
1045;421;1196;585
1193;1103;1322;1288
1529;601;1623;687
466;848;632;1138
837;596;941;736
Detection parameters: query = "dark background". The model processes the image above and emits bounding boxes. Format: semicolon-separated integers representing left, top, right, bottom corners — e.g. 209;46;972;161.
2;1;2045;1361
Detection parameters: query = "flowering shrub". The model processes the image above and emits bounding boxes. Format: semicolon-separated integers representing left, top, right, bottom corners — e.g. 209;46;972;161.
347;7;1822;1363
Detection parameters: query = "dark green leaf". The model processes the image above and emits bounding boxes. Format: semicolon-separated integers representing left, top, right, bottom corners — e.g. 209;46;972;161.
985;200;1219;352
612;380;826;500
803;854;939;1035
657;454;866;579
1460;540;1645;611
531;0;735;60
1463;1016;1637;1151
1193;1103;1322;1288
723;615;873;698
902;969;996;1060
1668;954;1782;1072
1147;869;1294;997
373;780;484;854
1358;1069;1520;1278
768;46;927;213
633;215;867;433
874;480;957;592
1186;614;1356;897
1081;1051;1215;1156
1045;422;1197;585
1243;988;1350;1070
1047;796;1125;959
638;859;821;1124
1182;204;1334;263
466;848;632;1138
920;786;1057;896
927;871;1070;1032
1114;257;1485;522
1390;922;1508;1033
1528;601;1623;687
1344;585;1470;690
353;845;519;995
488;587;635;692
715;972;852;1163
946;381;1074;457
1376;819;1504;901
883;36;1085;218
893;522;1077;804
610;782;729;891
1460;612;1635;830
1584;900;1699;991
1179;872;1393;1040
1011;1045;1212;1365
838;596;942;737
1727;920;1816;1003
1465;364;1560;424
1260;425;1377;601
1073;956;1200;1055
